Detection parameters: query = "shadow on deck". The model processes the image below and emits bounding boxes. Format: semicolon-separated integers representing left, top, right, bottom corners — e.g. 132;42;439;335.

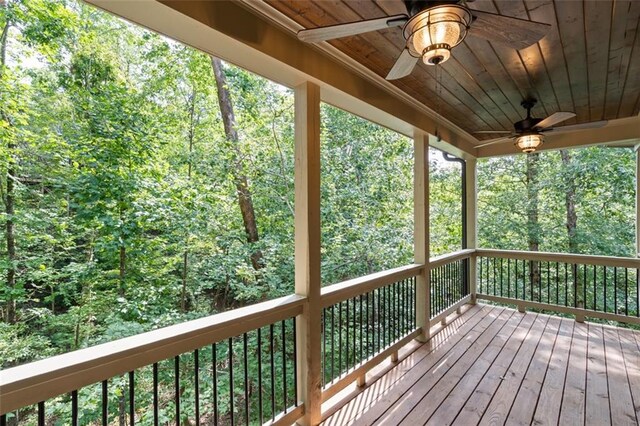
322;304;640;426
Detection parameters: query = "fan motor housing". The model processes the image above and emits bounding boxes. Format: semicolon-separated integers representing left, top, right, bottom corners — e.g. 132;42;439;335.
514;117;543;133
404;0;461;16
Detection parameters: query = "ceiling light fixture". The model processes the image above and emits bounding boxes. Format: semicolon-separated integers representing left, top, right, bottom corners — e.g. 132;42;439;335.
514;133;544;153
405;5;472;66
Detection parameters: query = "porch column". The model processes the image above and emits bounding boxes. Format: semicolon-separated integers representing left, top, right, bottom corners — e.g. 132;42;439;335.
414;131;430;341
294;81;322;425
466;158;478;303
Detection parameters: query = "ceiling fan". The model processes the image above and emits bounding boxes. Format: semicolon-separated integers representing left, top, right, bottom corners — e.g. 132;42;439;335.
475;99;608;153
297;0;551;80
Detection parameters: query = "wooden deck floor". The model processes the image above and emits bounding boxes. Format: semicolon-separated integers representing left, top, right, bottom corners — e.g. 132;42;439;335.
322;304;640;426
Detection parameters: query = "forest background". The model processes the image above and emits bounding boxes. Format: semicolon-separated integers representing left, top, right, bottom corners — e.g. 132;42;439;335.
0;0;636;423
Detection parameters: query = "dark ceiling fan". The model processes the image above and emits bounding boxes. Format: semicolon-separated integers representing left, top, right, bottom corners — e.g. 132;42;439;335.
475;99;608;153
297;0;551;80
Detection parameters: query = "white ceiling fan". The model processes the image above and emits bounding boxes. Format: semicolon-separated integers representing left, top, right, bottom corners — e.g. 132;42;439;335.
297;0;551;80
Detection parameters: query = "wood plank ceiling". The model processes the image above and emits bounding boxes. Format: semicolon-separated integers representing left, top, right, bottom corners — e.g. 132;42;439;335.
263;0;640;143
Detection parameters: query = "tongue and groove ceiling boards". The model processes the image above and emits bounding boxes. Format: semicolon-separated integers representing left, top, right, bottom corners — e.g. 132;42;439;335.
256;0;640;145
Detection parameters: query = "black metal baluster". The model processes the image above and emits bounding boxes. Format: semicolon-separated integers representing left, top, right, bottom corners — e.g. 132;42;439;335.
129;371;135;426
38;401;45;426
603;266;607;312
331;304;335;380
293;317;298;407
213;343;218;426
282;320;287;414
479;256;483;293
515;259;519;299
258;326;263;423
102;380;108;426
175;356;180;426
366;291;370;356
499;258;503;297
625;268;629;315
573;264;579;308
593;265;598;311
244;332;250;424
339;301;344;373
506;258;511;298
345;299;350;371
539;261;543;302
360;293;364;362
386;285;391;345
556;262;559;306
194;350;200;426
353;294;358;364
614;267;618;314
377;288;381;352
230;338;235;426
270;324;275;420
565;263;569;307
72;390;78;426
547;262;550;304
153;363;159;426
322;309;326;386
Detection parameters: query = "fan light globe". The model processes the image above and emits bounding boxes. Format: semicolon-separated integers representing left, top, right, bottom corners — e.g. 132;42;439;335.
515;133;544;153
405;5;472;66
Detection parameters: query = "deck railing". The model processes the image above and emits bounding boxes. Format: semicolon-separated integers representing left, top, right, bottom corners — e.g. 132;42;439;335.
5;248;640;424
0;295;305;425
429;249;474;323
476;249;640;325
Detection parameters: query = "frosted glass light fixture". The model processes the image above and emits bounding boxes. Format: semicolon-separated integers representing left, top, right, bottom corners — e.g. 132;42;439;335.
405;5;472;65
515;133;544;153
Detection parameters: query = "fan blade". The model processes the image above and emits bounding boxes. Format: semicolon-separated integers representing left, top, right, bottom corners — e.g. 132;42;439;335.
535;112;576;129
474;130;512;134
467;10;550;50
475;136;514;148
297;15;408;43
544;120;608;133
386;49;419;80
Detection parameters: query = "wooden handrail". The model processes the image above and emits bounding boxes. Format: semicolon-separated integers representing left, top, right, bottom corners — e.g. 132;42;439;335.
0;294;305;415
476;248;640;269
429;249;475;269
320;264;424;308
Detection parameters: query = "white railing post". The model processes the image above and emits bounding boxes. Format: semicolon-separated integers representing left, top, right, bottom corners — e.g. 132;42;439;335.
294;81;322;425
414;131;430;341
466;157;478;303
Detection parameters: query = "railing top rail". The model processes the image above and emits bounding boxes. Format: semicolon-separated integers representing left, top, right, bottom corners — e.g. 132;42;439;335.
476;248;640;269
0;294;305;415
320;263;423;308
429;249;475;269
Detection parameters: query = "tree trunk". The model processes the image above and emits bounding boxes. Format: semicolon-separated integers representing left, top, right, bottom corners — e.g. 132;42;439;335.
1;18;16;324
526;153;541;300
560;150;582;307
181;89;197;312
210;57;263;271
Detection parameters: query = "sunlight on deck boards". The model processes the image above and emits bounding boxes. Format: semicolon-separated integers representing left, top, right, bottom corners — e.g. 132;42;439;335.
321;304;640;426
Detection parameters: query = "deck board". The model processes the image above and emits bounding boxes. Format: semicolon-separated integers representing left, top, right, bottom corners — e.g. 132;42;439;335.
322;304;640;426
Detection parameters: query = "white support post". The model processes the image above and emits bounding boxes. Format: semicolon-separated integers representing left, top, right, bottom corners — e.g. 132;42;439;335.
294;81;322;426
414;131;430;342
466;158;478;303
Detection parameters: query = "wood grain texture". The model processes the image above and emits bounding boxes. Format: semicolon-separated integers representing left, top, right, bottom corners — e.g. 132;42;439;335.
264;0;640;142
321;306;640;426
